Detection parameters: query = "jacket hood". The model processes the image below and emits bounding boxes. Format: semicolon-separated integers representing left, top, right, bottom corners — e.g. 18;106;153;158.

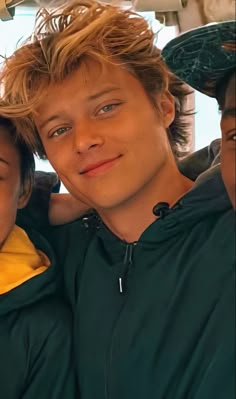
141;165;232;243
144;165;232;241
93;165;232;247
0;228;57;316
178;139;221;181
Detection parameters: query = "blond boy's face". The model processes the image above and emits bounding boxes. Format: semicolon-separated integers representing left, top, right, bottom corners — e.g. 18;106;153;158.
0;128;25;247
220;72;236;209
34;60;175;213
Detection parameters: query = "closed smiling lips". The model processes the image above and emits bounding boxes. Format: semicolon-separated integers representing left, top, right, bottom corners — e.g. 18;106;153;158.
79;155;122;176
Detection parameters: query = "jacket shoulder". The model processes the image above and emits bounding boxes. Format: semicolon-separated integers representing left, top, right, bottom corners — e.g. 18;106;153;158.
1;296;77;399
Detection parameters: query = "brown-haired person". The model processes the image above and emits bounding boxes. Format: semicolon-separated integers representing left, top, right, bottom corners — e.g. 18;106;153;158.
0;116;77;398
1;2;235;398
162;20;236;208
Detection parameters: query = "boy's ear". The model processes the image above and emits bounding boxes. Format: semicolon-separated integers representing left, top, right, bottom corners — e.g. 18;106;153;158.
158;91;175;128
17;177;33;209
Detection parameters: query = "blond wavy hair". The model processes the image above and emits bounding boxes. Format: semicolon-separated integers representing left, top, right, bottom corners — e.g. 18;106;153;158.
0;0;192;158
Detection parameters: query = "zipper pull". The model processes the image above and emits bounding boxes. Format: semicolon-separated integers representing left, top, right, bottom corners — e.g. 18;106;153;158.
118;242;136;294
118;277;123;293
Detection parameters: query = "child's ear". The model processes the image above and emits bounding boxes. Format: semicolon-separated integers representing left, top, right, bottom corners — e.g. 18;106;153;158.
17;176;33;209
160;91;175;128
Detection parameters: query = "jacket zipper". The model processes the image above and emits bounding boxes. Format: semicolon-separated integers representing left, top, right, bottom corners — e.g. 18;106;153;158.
105;242;137;399
118;242;135;294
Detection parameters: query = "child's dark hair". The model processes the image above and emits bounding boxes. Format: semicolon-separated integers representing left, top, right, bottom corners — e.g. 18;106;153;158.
0;116;35;185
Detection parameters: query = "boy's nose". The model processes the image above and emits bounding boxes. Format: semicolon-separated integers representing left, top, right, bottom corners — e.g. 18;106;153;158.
73;122;104;153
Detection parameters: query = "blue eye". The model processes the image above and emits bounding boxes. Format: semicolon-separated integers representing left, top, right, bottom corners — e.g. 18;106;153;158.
100;104;115;114
98;103;121;115
51;127;70;137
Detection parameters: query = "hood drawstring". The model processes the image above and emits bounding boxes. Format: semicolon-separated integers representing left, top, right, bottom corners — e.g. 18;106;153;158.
153;202;170;218
153;201;184;219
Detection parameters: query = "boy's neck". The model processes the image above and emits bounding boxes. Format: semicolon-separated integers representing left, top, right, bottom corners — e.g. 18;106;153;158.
98;166;194;243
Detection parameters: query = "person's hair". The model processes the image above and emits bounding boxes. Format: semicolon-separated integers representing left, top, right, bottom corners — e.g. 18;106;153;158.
0;115;35;186
216;69;235;110
0;0;192;159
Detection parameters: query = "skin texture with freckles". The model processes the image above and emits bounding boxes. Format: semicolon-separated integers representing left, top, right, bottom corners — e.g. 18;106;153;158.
220;72;236;209
34;60;193;242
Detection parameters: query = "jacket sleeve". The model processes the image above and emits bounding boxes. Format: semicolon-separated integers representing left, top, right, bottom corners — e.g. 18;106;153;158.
178;138;221;181
21;297;78;399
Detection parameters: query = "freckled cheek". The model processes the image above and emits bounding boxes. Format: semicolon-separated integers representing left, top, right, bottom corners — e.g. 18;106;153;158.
41;141;54;158
53;155;72;176
42;144;64;171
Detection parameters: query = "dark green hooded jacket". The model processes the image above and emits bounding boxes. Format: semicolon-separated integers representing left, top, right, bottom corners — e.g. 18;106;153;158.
0;228;77;399
18;164;235;399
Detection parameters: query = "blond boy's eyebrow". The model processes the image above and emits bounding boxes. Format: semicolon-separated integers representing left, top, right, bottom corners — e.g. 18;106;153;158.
39;114;62;131
87;86;120;101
